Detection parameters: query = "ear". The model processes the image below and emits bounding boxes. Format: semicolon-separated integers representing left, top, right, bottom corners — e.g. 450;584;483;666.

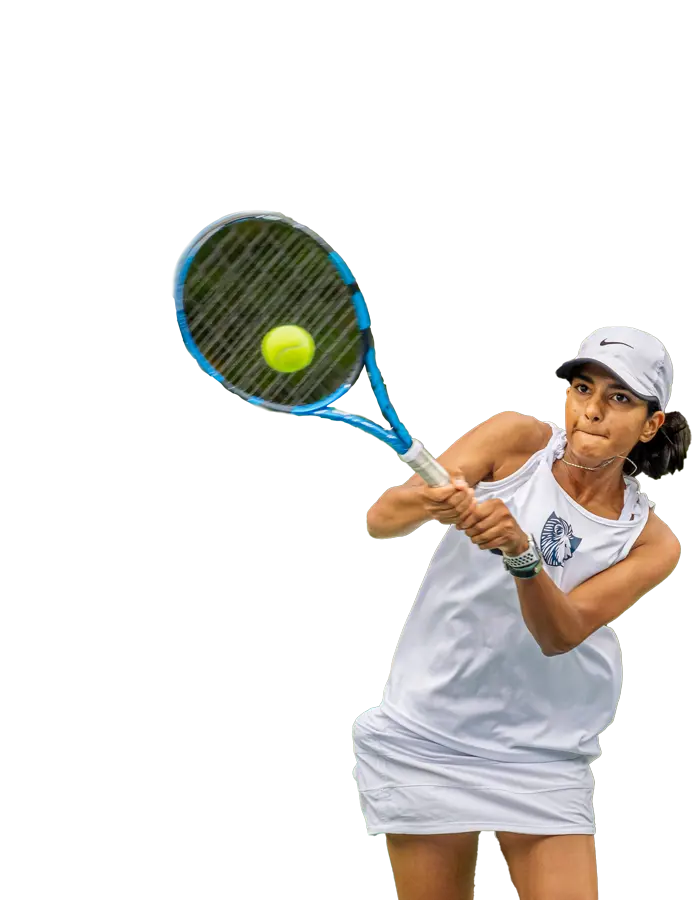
639;409;666;444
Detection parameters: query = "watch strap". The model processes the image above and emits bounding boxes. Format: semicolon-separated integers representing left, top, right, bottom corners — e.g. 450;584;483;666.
503;533;540;568
509;558;544;578
502;533;544;578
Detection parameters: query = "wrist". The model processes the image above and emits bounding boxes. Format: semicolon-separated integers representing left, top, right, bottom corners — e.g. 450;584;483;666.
502;532;544;578
504;534;530;557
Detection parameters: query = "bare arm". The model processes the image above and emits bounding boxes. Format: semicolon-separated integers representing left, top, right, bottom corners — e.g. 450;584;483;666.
399;425;681;651
366;411;536;539
491;502;681;654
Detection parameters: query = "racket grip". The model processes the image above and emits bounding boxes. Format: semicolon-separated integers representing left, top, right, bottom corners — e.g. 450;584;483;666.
399;439;450;486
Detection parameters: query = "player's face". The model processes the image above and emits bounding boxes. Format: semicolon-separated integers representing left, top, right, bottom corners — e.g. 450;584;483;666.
565;363;657;461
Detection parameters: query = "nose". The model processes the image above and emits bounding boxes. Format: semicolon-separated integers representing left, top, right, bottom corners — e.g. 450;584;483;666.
585;396;604;421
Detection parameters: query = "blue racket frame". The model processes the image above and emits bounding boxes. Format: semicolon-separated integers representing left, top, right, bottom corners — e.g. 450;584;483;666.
174;211;415;455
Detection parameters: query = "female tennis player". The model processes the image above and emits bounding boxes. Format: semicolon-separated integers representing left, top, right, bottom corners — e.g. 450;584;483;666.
352;326;688;900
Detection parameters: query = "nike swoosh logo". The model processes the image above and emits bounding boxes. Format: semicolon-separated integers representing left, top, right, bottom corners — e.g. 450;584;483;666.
600;339;634;348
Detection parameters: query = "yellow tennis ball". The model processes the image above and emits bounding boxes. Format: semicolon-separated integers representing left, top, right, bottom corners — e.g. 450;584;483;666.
261;325;316;373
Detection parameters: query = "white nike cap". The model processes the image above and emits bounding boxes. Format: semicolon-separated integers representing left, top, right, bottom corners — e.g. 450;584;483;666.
555;326;673;412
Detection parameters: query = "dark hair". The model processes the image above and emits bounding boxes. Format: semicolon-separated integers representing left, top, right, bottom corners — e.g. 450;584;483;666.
627;403;690;480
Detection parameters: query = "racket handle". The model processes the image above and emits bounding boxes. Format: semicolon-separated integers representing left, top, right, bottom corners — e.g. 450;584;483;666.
399;439;451;486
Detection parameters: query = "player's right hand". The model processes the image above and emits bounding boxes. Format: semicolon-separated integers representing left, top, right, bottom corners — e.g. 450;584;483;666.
420;477;478;526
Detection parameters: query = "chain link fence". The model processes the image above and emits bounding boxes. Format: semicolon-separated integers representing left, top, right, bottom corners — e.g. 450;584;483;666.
171;211;692;900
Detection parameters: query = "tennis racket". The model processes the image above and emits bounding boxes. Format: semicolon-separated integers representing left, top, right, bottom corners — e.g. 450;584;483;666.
173;211;451;487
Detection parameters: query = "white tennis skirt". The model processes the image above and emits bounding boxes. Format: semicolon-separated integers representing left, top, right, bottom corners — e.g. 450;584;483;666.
352;706;596;837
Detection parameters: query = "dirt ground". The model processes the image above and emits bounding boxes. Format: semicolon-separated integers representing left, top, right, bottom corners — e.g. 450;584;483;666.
171;828;641;900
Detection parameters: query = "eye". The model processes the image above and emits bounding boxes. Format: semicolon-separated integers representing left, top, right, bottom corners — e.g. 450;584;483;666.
614;393;630;404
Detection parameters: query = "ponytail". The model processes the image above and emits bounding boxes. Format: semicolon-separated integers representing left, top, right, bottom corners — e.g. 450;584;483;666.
628;407;690;480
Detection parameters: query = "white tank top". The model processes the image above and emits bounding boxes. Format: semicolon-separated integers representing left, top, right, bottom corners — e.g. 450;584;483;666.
379;421;655;765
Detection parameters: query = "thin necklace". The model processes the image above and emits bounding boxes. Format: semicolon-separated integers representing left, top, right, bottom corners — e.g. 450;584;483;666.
561;453;637;477
561;454;615;471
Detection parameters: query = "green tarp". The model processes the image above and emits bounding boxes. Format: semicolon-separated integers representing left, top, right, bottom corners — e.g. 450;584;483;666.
297;419;395;900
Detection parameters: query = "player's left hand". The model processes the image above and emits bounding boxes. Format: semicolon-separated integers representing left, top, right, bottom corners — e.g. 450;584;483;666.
452;480;528;556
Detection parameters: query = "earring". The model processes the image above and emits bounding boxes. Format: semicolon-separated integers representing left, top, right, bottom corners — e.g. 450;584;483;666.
617;455;638;477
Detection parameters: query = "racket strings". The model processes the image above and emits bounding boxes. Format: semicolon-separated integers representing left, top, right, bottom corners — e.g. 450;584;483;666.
192;213;286;294
187;225;302;354
203;229;314;349
280;306;360;395
187;227;323;369
284;280;360;377
210;236;337;377
182;219;362;407
238;260;353;396
239;264;354;396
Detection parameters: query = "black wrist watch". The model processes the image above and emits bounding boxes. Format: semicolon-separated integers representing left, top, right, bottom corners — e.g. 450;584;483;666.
502;533;544;579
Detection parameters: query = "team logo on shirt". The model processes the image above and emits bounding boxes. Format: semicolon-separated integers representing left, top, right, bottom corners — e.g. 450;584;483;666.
540;512;582;566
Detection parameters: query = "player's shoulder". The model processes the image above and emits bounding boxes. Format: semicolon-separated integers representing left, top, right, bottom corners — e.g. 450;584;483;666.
636;506;681;555
484;412;553;482
491;411;553;452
